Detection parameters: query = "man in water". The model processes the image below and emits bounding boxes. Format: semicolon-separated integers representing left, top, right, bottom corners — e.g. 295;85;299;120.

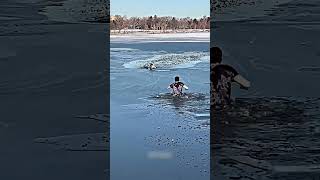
211;47;250;107
168;76;189;96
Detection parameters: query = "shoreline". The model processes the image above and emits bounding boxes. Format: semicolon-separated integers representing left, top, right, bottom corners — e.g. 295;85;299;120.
110;31;210;43
110;29;210;35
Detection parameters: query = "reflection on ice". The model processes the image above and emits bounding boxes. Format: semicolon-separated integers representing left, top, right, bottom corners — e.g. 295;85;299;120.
147;151;174;160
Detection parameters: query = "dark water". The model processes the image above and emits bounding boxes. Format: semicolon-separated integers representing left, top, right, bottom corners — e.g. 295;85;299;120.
212;97;320;179
211;0;320;179
0;0;109;179
110;36;210;180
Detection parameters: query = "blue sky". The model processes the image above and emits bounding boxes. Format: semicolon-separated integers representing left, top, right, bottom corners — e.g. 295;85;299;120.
111;0;210;18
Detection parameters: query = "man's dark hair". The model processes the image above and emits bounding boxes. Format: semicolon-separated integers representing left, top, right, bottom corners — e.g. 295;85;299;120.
175;76;179;81
211;47;222;64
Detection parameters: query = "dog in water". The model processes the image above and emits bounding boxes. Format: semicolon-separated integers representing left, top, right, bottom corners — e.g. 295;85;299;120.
144;63;156;70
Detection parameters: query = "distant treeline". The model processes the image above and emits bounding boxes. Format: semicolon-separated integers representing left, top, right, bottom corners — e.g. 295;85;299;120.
110;15;210;31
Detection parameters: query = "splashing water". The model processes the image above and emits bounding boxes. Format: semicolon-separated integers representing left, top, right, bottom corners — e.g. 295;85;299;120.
123;51;209;69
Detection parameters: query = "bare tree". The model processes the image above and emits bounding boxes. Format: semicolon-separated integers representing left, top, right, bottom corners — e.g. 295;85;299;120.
110;15;210;31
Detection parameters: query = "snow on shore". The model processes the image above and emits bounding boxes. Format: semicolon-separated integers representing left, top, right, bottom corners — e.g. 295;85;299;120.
111;31;210;43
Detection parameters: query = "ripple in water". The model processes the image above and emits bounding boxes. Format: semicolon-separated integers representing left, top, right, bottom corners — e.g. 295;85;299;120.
150;92;210;122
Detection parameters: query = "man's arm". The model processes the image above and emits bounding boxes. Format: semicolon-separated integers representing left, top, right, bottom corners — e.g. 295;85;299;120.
183;84;189;90
233;74;251;89
218;64;250;89
180;82;188;90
